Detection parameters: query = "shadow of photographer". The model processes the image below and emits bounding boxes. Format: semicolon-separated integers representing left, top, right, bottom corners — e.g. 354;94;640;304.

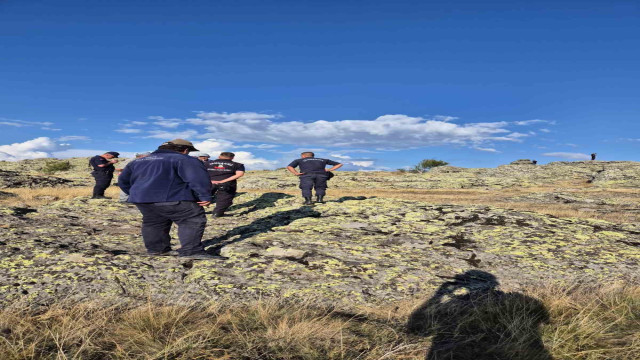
408;270;552;360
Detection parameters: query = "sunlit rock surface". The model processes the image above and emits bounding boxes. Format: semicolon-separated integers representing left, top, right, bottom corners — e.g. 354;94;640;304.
1;193;638;306
1;158;640;189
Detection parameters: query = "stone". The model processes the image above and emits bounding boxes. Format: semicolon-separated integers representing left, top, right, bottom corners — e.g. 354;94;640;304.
264;247;308;260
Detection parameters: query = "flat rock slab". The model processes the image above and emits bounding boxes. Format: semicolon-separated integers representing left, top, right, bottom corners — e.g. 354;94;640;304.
0;193;638;306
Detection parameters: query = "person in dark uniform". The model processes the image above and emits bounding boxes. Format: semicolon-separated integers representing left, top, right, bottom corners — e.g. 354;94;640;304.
89;151;120;199
287;152;343;205
119;138;222;260
205;152;245;217
591;153;597;161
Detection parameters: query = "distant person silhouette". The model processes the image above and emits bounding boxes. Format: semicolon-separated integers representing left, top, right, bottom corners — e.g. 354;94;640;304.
408;270;552;360
532;160;538;165
591;153;597;161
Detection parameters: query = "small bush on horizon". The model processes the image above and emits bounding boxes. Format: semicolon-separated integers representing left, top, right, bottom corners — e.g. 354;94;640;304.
42;160;72;174
413;159;449;173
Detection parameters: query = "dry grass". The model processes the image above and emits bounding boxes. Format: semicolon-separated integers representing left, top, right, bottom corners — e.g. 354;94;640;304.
0;284;637;359
0;187;120;207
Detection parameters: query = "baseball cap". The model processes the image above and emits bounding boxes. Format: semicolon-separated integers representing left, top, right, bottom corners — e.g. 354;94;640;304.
191;152;210;158
163;138;199;152
106;151;120;158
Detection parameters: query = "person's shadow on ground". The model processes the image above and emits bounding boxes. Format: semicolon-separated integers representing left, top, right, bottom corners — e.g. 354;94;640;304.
203;206;321;254
407;270;553;360
228;192;294;215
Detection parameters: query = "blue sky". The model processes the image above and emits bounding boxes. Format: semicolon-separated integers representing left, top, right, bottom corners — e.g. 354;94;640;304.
1;0;638;169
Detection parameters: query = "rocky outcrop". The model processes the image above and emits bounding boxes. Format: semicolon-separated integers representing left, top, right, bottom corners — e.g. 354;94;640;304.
510;159;535;165
237;161;640;190
1;193;637;306
0;169;73;188
2;159;639;189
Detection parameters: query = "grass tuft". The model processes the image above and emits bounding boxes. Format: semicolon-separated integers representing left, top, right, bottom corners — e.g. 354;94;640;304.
0;284;637;359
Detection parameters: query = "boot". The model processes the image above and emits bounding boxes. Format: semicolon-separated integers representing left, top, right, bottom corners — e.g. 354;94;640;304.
316;195;324;203
304;197;313;205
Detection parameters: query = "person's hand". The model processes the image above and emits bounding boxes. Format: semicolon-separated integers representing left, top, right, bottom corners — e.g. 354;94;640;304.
110;159;119;163
296;172;304;176
197;201;211;207
211;180;222;184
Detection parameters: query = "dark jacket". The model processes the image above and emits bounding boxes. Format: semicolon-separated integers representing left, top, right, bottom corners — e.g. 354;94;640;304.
119;149;212;203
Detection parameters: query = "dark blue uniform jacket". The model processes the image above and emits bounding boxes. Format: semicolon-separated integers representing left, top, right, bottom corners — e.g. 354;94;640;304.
288;158;340;174
119;150;212;203
89;155;115;173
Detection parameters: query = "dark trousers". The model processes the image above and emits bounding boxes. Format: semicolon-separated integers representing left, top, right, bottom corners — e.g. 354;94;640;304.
92;171;113;197
212;183;237;214
135;201;207;256
299;173;329;198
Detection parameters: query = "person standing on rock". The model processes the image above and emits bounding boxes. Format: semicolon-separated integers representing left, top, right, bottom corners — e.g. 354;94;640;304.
115;152;151;202
89;151;119;199
205;152;245;217
287;152;342;205
591;153;597;161
119;139;223;260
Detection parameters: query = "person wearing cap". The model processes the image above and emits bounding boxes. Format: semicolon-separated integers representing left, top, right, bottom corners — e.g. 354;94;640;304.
191;152;211;163
205;152;245;217
119;139;223;260
287;152;342;204
115;152;151;202
89;151;120;199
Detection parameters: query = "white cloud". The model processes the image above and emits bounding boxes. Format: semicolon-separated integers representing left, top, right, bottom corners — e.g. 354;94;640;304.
330;153;352;160
514;119;556;126
473;147;500;153
236;143;280;149
351;160;375;167
51;149;136;159
433;115;459;122
0;117;54;127
542;152;591;160
539;128;551;133
41;127;62;131
58;135;90;141
130;121;148;126
0;137;69;161
188;111;282;123
148;116;181;128
145;129;199;139
185;112;524;149
193;138;277;170
115;128;143;134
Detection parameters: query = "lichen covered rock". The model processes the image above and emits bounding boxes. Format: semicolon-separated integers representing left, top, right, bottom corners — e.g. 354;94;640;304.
1;193;637;306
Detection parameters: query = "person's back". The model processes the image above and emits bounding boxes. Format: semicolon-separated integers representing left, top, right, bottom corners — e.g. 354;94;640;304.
118;139;221;260
121;150;211;203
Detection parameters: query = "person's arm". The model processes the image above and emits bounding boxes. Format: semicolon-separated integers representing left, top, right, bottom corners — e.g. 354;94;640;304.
326;163;343;172
119;165;132;194
287;166;304;176
97;157;118;167
177;158;213;205
325;160;343;172
287;160;303;176
213;171;245;184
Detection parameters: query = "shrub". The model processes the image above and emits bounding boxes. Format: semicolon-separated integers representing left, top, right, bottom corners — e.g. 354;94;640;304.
42;160;72;174
414;159;449;173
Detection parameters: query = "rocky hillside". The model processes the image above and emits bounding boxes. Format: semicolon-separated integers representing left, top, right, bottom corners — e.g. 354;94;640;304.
2;158;639;189
1;193;638;306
